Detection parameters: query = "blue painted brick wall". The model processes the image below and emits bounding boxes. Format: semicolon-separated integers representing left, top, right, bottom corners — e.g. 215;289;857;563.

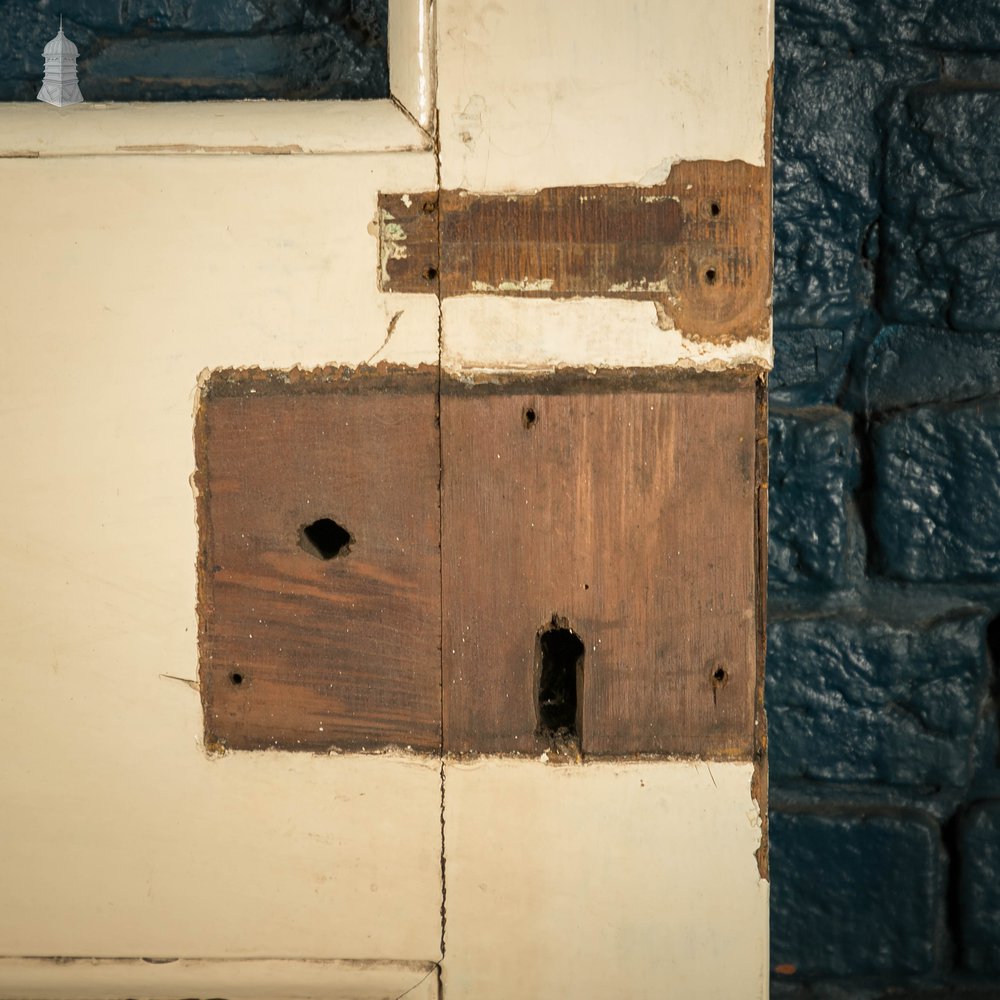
770;0;1000;996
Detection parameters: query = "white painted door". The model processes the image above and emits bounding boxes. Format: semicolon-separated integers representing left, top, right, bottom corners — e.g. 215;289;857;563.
0;3;773;997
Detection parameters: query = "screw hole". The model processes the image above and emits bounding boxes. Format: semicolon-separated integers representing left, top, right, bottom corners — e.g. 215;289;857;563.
710;202;721;216
423;265;438;281
523;407;537;428
300;517;352;560
230;672;244;686
713;666;727;683
704;267;718;285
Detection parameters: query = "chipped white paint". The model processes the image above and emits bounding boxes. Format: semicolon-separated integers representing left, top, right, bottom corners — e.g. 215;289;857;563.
379;209;412;283
470;278;555;293
0;150;442;961
442;758;768;1000
436;0;774;191
0;958;439;1000
442;296;773;375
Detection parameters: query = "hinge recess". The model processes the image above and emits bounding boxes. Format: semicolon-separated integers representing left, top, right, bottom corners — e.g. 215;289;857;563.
378;159;770;344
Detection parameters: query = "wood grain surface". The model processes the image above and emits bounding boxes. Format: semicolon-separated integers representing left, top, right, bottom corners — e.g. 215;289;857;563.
196;366;441;752
379;159;770;344
441;373;759;757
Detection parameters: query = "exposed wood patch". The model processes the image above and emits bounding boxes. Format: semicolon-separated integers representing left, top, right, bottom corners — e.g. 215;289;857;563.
379;159;770;344
196;365;441;752
441;373;758;756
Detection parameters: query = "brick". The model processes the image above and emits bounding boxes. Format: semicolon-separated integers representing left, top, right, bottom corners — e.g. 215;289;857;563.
768;408;860;590
883;89;1000;331
920;0;1000;50
773;34;881;327
768;614;988;787
960;801;1000;972
873;400;1000;582
770;811;944;978
772;326;851;405
777;0;935;49
864;326;1000;411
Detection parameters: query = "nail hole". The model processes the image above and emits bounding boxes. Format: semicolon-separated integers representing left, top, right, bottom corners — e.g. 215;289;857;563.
523;407;537;428
710;202;721;216
537;616;585;740
705;267;718;285
713;666;727;684
230;672;244;686
423;265;438;281
422;200;437;214
300;517;352;560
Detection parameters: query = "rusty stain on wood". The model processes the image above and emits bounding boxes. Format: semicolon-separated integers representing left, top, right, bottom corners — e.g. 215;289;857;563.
378;158;770;344
195;364;441;753
440;372;759;757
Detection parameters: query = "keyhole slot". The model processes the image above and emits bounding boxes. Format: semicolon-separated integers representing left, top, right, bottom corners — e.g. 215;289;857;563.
537;617;585;739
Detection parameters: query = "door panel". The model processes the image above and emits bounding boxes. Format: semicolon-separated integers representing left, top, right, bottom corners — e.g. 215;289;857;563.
0;1;772;996
0;147;442;960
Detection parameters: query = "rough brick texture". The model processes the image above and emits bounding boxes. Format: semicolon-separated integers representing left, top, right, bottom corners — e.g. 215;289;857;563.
960;802;1000;973
883;88;1000;331
768;408;860;591
0;0;388;101
768;614;988;788
864;326;1000;411
873;401;1000;582
770;0;1000;995
770;811;945;978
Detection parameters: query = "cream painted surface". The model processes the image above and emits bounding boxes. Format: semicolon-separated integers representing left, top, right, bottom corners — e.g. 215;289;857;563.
436;0;774;191
0;99;429;157
442;759;768;1000
442;296;774;375
389;0;437;133
0;151;442;959
0;958;439;1000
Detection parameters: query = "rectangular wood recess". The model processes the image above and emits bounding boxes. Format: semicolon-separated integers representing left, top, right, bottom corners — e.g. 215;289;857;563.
197;367;763;759
378;159;770;344
441;372;760;757
196;366;441;752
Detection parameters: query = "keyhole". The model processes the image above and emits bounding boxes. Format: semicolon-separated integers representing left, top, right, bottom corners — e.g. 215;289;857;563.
537;616;584;738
